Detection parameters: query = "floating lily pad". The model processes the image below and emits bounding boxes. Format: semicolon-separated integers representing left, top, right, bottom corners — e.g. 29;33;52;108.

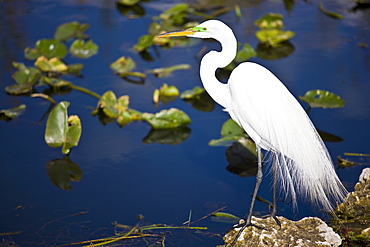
97;90;119;118
142;108;191;129
225;43;257;70
180;87;214;112
116;95;137;126
209;118;248;146
150;64;191;78
44;101;82;154
116;1;145;17
41;77;72;88
25;39;68;60
70;39;98;58
221;118;246;137
153;84;180;105
116;0;140;7
235;43;257;63
255;29;295;47
54;21;90;41
148;22;164;36
254;13;284;29
35;56;68;72
159;3;190;26
0;104;26;121
110;56;146;79
180;86;205;99
24;47;40;60
133;34;154;52
110;56;136;75
67;63;84;76
299;89;345;108
6;62;41;95
94;91;141;127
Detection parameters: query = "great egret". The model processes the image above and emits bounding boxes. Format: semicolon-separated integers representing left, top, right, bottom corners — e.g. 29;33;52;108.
158;20;347;232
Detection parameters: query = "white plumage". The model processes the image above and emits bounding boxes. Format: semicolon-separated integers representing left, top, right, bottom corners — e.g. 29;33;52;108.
159;19;347;222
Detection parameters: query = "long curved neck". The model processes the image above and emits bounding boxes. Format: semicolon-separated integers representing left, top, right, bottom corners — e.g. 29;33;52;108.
199;30;237;108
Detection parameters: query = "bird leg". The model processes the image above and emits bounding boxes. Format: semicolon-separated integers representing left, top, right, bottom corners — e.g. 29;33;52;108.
227;146;264;246
261;153;281;228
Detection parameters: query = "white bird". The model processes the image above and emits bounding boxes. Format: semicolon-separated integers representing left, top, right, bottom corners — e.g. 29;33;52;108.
158;20;347;233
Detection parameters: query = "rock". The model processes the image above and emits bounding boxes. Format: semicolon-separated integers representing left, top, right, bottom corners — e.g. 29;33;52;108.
219;216;341;247
331;167;370;245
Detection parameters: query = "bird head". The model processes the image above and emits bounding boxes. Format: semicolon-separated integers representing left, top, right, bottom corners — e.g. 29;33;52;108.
157;20;226;39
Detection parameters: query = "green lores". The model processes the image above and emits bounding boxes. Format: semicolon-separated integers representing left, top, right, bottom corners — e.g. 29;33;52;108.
45;101;82;154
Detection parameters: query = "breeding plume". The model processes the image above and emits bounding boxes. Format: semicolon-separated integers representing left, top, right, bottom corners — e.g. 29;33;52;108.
158;20;347;229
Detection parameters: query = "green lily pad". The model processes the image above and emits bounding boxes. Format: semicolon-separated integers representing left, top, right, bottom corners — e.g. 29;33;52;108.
0;104;26;121
67;63;84;76
180;87;215;112
70;39;98;58
159;3;189;25
180;86;205;99
35;56;68;72
299;89;345;108
63;115;82;154
30;39;68;59
110;56;136;75
148;22;164;36
255;29;295;46
153;83;180;105
254;13;284;29
44;101;82;154
98;91;119;118
142;108;191;129
235;43;257;63
133;34;154;52
221;118;246;137
116;95;134;126
150;64;191;78
116;0;140;7
24;47;40;60
6;62;41;95
94;91;142;126
41;77;72;88
54;21;90;41
225;43;257;70
209;118;247;146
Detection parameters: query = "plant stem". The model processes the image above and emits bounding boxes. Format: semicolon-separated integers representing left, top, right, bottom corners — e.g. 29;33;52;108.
67;83;101;99
31;93;56;104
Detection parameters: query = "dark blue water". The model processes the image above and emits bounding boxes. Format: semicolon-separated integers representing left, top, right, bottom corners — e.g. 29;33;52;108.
1;0;369;246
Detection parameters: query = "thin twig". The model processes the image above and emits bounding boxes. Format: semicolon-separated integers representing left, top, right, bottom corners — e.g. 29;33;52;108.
37;210;89;234
189;206;228;225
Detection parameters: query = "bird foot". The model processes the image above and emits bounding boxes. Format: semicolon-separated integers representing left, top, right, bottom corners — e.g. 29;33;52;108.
261;214;281;228
226;216;264;247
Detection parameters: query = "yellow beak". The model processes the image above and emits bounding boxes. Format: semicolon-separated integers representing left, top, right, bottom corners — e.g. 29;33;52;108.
157;30;194;38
